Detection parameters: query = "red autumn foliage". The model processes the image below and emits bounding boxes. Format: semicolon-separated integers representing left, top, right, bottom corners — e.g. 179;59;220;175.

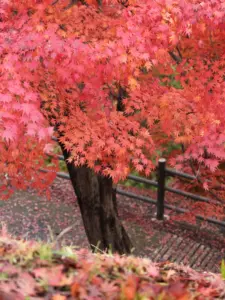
0;0;225;200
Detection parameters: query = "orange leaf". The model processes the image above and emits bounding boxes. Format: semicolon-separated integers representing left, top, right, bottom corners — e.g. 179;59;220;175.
51;295;66;300
71;282;80;298
122;275;138;300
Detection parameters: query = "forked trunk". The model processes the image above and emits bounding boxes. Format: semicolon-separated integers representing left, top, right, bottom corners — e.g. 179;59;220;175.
59;144;132;254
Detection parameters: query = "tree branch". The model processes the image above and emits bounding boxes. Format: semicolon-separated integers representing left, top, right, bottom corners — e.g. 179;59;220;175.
189;158;223;203
176;46;182;60
63;0;79;10
181;144;223;202
169;51;182;64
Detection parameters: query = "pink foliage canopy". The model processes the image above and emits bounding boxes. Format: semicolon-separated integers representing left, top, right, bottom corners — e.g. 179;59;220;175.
0;0;225;195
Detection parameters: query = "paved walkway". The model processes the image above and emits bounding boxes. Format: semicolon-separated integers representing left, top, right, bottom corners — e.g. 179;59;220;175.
0;178;224;273
148;232;222;273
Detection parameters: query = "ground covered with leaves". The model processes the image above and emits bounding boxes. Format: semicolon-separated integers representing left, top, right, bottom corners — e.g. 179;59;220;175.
0;234;225;300
0;178;224;273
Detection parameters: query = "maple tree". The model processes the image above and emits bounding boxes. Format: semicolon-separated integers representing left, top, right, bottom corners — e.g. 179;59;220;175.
0;0;225;253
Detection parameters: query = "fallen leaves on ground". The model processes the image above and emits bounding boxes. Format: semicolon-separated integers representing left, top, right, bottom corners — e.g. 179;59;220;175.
0;234;224;299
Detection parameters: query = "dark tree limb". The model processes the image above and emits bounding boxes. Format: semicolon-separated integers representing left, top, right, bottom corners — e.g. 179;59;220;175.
52;0;60;5
176;46;182;60
63;0;79;10
169;50;182;64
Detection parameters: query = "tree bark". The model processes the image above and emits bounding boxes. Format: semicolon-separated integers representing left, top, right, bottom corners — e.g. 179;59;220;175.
59;144;133;254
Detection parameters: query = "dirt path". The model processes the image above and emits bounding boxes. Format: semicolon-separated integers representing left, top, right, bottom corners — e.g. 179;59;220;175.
0;178;224;273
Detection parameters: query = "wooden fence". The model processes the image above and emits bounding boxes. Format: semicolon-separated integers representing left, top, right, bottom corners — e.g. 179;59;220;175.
44;138;225;229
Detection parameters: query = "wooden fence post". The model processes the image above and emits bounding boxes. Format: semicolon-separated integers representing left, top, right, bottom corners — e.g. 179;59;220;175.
157;158;166;220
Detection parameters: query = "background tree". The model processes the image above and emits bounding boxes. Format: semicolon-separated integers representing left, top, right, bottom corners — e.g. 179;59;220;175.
0;0;225;253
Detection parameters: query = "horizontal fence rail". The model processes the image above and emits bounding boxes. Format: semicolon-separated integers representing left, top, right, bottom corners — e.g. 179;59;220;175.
116;188;225;227
44;142;225;229
116;188;187;214
127;174;158;187
47;153;64;161
166;168;197;180
164;186;218;204
40;168;70;180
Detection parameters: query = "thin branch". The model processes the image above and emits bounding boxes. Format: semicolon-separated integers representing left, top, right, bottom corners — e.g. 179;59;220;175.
52;0;59;5
181;144;222;202
176;46;182;60
186;111;196;115
168;51;182;64
97;0;102;7
189;158;223;203
63;0;79;10
55;224;75;242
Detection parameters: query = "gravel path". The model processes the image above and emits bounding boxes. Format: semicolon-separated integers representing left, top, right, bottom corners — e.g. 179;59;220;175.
0;178;224;273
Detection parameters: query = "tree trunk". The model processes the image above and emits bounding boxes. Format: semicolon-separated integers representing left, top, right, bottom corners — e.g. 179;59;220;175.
59;144;132;254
